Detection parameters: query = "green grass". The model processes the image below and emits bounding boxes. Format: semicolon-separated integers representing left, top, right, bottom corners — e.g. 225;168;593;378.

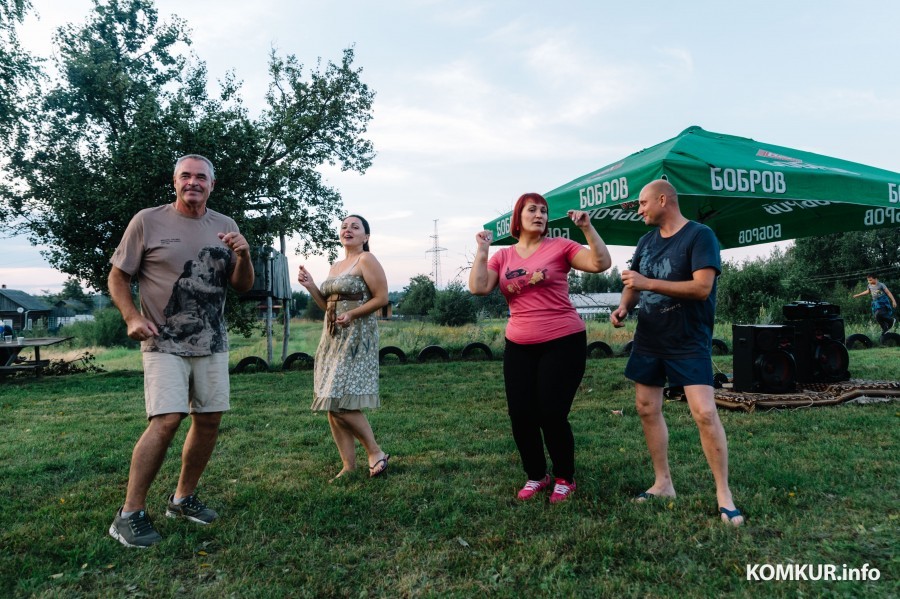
0;345;897;597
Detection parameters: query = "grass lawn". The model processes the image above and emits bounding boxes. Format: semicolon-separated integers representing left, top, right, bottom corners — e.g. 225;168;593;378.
0;344;897;597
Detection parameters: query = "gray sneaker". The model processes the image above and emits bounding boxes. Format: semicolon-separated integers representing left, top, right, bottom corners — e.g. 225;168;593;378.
109;508;162;548
165;494;218;524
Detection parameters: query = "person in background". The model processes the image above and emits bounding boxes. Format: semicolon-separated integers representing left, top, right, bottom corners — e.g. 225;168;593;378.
298;214;390;481
852;274;896;333
469;193;611;504
107;154;254;548
610;179;743;526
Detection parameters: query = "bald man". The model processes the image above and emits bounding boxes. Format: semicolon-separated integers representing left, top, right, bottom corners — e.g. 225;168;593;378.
611;179;743;526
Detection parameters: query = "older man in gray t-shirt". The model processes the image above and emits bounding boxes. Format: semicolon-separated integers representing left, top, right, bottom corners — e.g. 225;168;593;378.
107;154;254;549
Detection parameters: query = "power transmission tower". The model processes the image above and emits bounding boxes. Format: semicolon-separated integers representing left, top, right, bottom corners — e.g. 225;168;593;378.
426;219;447;288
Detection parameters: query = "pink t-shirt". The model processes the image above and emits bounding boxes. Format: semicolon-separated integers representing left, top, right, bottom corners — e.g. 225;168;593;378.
488;236;585;344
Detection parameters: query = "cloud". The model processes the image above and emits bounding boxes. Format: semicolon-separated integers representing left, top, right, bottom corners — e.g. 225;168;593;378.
366;52;631;165
370;210;414;222
432;3;487;25
782;88;900;122
655;46;694;74
522;36;639;123
0;267;69;294
320;161;415;185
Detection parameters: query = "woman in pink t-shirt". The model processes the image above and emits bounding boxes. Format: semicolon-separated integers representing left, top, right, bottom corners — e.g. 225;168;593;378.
469;193;611;503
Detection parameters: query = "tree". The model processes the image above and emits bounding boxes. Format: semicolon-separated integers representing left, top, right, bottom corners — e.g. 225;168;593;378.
305;297;324;321
786;230;900;322
605;266;623;292
567;271;583;294
717;256;790;324
713;230;900;326
1;0;374;303
570;268;622;294
397;275;435;317
0;0;39;141
787;230;900;290
430;281;477;326
472;287;508;318
291;290;309;314
582;272;609;293
60;277;90;303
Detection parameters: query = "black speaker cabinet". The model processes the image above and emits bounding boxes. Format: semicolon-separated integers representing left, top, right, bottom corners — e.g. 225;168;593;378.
789;317;850;383
732;324;797;393
782;301;840;320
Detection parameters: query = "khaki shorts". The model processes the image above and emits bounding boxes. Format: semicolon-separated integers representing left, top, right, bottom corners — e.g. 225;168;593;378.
142;352;230;418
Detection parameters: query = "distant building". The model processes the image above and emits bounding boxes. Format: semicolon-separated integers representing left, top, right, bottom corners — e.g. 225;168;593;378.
0;286;53;331
569;292;624;320
380;302;393;320
52;299;95;328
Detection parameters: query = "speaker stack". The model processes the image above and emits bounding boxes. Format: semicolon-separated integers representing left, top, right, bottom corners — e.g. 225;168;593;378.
784;306;850;385
732;324;797;393
732;302;850;394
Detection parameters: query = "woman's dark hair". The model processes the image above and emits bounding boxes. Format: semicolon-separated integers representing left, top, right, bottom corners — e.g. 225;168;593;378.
347;214;370;251
509;193;549;239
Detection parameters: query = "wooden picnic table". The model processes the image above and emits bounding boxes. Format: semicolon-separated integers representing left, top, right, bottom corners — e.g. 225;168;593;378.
0;337;73;377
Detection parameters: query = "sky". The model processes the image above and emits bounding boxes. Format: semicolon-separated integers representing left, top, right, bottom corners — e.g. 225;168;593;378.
4;0;900;294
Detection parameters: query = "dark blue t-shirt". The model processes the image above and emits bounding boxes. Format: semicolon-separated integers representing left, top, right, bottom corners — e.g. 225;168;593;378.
631;221;721;359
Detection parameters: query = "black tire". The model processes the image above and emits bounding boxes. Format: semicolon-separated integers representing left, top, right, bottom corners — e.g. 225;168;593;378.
663;385;684;399
586;341;613;359
713;372;729;389
379;346;407;365
621;340;634;357
711;338;729;355
461;342;493;361
417;345;450;362
282;352;314;371
845;333;873;350
880;331;900;347
232;356;269;374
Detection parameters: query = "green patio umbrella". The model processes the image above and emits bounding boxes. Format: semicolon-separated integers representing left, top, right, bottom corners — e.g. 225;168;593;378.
484;126;900;248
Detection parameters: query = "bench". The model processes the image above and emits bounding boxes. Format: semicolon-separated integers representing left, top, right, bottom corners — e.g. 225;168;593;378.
0;360;51;377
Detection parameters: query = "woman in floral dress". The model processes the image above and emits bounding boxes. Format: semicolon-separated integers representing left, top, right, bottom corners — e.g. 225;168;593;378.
298;215;390;480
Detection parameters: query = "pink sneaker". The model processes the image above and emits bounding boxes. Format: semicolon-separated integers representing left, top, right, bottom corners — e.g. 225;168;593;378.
549;478;576;504
517;475;552;500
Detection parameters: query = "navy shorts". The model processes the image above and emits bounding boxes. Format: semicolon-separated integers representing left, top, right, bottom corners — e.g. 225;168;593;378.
624;352;714;388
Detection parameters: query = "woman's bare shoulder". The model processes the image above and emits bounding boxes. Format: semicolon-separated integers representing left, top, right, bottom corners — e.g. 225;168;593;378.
359;252;382;267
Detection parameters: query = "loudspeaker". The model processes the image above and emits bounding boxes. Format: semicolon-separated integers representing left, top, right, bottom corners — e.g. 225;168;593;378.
789;317;850;383
732;324;797;393
782;301;840;320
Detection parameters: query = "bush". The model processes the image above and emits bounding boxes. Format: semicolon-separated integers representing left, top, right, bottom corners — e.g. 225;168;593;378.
397;275;436;316
60;308;137;348
306;299;325;321
717;258;789;324
430;282;477;326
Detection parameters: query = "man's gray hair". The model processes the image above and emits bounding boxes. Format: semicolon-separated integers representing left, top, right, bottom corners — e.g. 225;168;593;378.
174;154;216;180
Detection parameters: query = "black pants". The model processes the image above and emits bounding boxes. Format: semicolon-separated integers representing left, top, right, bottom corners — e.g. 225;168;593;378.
503;331;586;482
874;307;895;333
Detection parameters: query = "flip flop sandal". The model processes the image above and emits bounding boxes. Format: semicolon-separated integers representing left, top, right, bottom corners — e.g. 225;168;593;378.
369;454;390;478
719;506;744;525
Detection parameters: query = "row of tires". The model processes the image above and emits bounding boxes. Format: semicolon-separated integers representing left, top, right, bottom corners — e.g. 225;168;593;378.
231;338;725;373
846;331;900;349
232;332;897;373
231;343;497;373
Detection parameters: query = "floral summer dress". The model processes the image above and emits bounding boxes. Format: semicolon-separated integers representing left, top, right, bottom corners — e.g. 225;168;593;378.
311;274;380;411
